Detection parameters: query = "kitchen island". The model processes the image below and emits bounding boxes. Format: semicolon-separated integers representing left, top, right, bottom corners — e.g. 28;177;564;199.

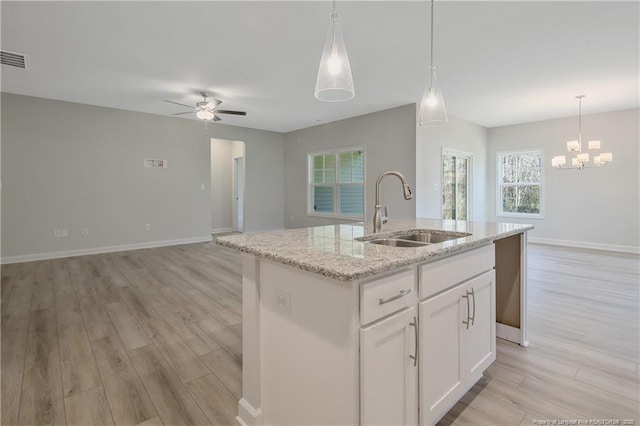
217;218;533;426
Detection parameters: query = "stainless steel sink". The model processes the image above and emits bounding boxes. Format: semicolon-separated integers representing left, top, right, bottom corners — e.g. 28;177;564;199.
366;238;430;248
362;230;471;248
394;231;471;243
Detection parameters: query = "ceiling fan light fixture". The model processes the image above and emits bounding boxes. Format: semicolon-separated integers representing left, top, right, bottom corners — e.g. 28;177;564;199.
314;2;355;102
196;109;214;121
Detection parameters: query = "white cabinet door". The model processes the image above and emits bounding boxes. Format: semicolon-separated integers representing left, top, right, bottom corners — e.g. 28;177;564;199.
420;270;497;425
464;271;496;383
419;285;466;426
361;307;418;426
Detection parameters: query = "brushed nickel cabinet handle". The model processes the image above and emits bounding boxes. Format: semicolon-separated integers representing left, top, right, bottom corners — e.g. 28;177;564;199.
409;316;418;367
470;287;476;326
378;289;411;305
462;292;470;330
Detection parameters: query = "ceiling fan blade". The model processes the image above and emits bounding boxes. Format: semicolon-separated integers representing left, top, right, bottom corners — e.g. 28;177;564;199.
164;100;194;109
216;110;247;116
213;115;222;122
171;111;194;116
206;99;222;109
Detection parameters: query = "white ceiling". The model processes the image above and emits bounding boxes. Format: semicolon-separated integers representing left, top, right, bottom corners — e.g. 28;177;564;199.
2;1;638;133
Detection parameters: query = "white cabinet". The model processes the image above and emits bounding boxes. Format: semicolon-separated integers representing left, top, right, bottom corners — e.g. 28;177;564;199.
419;270;496;425
361;307;418;426
237;243;499;426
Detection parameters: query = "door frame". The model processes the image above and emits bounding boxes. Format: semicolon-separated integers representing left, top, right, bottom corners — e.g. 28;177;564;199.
233;156;245;232
441;148;474;221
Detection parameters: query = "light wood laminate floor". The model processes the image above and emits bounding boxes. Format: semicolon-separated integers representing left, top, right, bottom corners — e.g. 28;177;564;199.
1;242;638;425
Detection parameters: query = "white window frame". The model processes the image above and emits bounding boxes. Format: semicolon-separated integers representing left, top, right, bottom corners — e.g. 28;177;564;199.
496;148;545;219
307;146;366;221
441;148;474;221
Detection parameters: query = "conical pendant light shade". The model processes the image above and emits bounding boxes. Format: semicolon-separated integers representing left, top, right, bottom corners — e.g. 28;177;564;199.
418;66;447;126
418;0;447;126
314;12;355;102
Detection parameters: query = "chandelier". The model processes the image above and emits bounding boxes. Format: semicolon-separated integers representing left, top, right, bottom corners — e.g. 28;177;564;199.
551;95;612;170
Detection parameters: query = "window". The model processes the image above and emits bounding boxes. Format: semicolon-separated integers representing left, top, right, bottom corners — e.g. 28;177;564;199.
442;149;473;221
497;150;544;218
308;147;365;219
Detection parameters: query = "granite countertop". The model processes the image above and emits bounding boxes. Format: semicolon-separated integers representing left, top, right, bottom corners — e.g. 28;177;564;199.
216;218;534;281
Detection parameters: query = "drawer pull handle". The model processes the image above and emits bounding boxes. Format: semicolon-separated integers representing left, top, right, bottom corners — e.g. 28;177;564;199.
378;289;411;305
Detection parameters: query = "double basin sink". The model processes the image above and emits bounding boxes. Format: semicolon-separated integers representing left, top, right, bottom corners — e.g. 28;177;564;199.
363;230;471;248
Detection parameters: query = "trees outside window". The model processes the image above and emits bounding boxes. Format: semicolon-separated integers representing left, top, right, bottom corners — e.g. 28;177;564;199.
497;150;544;218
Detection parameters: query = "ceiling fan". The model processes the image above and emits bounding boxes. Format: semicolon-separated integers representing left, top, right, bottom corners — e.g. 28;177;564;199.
165;92;247;121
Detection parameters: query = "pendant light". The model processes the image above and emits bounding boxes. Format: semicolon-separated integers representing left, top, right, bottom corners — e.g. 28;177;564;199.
418;0;447;126
314;0;355;102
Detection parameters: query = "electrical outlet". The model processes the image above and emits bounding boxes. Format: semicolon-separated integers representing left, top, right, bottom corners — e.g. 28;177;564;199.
81;227;89;236
61;229;69;238
54;229;61;238
200;183;205;190
145;223;151;231
273;288;291;314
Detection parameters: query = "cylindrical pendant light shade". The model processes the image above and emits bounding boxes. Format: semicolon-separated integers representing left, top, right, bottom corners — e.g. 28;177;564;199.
314;13;354;102
566;140;580;152
600;152;613;162
418;66;448;126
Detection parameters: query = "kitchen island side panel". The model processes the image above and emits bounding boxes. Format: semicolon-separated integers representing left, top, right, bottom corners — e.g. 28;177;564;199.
260;260;360;426
495;234;522;328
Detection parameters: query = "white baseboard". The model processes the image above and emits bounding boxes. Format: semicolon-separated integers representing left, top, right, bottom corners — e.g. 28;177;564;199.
528;237;639;254
497;322;526;346
211;227;234;234
237;398;262;426
0;235;213;264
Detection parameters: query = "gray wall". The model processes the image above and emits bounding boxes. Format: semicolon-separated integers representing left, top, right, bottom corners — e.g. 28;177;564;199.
416;114;489;221
1;93;284;260
283;104;417;228
487;108;639;251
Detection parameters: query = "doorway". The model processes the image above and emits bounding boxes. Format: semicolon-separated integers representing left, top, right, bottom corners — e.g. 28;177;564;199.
210;138;245;234
441;149;473;221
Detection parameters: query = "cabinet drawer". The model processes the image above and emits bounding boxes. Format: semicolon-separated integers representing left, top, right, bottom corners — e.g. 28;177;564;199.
361;269;417;325
420;245;495;300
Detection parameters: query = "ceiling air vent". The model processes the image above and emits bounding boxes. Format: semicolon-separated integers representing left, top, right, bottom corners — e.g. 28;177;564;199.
1;50;30;69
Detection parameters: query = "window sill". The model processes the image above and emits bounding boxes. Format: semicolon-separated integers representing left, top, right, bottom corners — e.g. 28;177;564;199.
497;212;544;220
307;212;365;222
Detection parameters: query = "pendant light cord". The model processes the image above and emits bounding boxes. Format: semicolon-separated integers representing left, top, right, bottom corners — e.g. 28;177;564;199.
331;0;337;44
430;0;435;68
